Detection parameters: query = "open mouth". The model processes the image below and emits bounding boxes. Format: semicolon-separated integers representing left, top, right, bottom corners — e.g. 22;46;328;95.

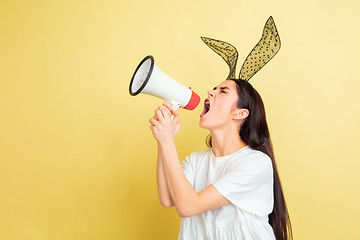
200;99;211;118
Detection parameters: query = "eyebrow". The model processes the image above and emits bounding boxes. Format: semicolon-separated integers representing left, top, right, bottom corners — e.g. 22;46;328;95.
213;86;230;91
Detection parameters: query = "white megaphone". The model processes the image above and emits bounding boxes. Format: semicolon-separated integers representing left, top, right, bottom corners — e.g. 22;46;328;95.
129;55;200;110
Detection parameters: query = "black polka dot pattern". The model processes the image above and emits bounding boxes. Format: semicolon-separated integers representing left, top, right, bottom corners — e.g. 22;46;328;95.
239;16;281;81
201;36;238;79
201;16;280;82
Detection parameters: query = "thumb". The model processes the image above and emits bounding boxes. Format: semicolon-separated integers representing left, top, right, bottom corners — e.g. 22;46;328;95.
171;108;180;122
171;107;180;116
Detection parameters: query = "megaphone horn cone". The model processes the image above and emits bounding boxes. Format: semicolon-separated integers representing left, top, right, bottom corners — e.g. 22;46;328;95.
129;55;154;96
129;55;201;110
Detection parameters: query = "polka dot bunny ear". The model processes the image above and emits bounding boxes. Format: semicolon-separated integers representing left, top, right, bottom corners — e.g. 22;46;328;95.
239;16;281;81
201;16;281;82
201;37;238;79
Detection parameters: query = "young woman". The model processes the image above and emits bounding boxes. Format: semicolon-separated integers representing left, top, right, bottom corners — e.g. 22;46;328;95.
149;79;292;240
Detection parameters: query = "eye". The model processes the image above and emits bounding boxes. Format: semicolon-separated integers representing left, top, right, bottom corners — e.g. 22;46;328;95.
221;90;227;93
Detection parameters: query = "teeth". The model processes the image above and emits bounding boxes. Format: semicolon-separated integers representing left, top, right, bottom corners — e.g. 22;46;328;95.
201;99;210;117
205;99;210;108
204;99;210;113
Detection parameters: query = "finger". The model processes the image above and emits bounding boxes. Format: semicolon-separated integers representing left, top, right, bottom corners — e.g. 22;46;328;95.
159;106;172;119
171;109;180;122
150;125;156;133
163;101;173;110
172;116;180;123
149;117;159;126
155;109;164;120
152;112;159;120
171;108;180;116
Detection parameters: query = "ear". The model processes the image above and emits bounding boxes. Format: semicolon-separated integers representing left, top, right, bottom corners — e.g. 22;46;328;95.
232;108;249;120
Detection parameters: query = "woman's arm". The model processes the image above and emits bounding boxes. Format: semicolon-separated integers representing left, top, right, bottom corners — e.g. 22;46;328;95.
156;142;174;208
158;140;230;218
150;103;230;218
151;110;174;208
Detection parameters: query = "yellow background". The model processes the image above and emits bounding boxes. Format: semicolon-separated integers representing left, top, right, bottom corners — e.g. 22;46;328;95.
1;0;359;239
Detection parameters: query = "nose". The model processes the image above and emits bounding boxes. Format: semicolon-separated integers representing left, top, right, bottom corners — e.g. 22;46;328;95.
207;90;214;98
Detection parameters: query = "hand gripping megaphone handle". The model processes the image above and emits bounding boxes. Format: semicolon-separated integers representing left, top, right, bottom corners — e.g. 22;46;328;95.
166;99;181;110
165;99;180;120
166;87;199;119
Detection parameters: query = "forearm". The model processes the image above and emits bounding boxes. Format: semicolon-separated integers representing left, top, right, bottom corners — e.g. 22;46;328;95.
150;103;230;217
156;143;174;208
158;140;200;217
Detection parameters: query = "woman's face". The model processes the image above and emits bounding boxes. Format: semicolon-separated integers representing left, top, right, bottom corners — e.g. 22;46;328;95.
199;80;240;130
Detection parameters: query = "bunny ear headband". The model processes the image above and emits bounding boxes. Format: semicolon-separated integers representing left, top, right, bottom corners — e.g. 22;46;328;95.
201;16;281;81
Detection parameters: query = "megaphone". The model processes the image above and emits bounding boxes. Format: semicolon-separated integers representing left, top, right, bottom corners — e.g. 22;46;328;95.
129;55;200;110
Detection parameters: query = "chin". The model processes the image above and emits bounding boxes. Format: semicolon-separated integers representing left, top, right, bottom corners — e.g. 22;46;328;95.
199;121;207;129
199;117;207;129
199;117;212;130
199;115;231;131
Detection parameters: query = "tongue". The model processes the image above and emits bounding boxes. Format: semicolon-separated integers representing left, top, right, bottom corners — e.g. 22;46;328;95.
200;105;209;117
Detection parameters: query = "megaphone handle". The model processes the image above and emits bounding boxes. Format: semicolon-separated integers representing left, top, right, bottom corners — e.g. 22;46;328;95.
166;99;180;120
166;99;180;110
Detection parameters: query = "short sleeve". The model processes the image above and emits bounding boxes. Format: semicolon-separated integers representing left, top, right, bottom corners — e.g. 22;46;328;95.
212;152;274;216
181;153;195;187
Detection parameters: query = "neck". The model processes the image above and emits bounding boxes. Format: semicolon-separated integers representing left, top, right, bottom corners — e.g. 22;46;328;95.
210;126;247;157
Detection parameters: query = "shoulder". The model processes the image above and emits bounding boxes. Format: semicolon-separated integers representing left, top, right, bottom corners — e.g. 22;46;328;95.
243;147;271;163
186;149;211;162
182;149;211;167
230;146;272;172
188;148;211;158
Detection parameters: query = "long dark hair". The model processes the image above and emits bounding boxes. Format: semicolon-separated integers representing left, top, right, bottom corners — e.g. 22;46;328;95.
206;79;292;240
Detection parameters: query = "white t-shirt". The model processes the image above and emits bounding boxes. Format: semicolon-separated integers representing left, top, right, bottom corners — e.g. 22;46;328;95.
179;145;275;240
